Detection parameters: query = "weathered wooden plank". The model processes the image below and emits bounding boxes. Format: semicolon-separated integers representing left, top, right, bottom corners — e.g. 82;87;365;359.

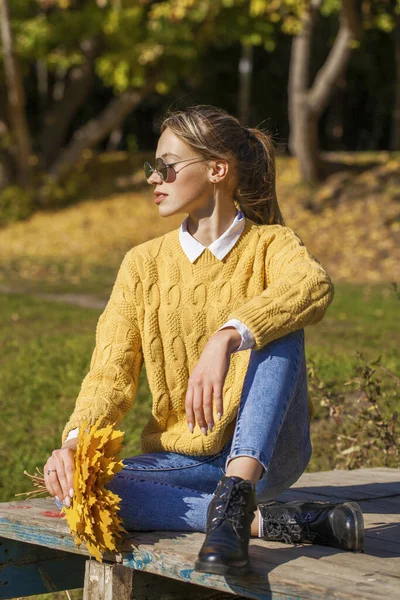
275;467;400;503
116;530;399;600
0;500;122;562
0;536;86;599
0;468;398;600
249;538;400;579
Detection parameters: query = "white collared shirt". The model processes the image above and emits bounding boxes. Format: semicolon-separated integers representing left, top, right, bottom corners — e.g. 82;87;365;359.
179;209;255;352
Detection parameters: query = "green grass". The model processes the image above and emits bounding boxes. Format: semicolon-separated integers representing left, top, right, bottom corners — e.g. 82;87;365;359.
304;282;400;471
306;282;399;390
1;282;399;599
0;293;153;505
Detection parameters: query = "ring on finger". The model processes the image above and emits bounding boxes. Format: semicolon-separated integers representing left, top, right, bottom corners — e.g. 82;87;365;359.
47;469;57;475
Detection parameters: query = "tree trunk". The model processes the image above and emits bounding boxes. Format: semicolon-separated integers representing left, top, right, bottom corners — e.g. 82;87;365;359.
288;0;361;183
237;43;253;126
288;0;322;182
46;70;160;184
38;38;101;169
391;15;400;150
0;0;33;191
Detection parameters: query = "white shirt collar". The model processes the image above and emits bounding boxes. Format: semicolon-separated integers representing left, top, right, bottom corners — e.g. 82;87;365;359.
179;209;245;263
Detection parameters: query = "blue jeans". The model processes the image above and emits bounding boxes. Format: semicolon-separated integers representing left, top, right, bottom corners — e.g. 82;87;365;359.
55;329;312;533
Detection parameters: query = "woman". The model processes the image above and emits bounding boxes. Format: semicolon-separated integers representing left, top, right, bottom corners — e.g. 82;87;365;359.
44;105;364;576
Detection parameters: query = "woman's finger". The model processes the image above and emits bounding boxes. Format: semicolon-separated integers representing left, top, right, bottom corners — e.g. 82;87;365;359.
44;457;63;501
213;383;224;421
192;380;207;434
43;459;57;498
185;384;195;432
61;448;76;498
202;382;214;431
51;450;70;502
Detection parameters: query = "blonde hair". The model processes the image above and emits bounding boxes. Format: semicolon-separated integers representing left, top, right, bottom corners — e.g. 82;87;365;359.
160;104;285;226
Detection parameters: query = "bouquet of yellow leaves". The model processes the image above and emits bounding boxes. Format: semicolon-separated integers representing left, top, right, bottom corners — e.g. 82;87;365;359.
62;416;129;562
18;416;128;563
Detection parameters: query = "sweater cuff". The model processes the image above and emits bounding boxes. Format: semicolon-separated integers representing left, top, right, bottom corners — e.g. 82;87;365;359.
216;319;256;352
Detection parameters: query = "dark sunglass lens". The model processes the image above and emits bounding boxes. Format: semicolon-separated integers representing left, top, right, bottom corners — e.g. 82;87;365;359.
144;162;153;178
155;158;169;181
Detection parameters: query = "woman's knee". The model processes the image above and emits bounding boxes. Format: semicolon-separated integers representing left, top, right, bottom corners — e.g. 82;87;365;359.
259;328;304;357
248;328;305;392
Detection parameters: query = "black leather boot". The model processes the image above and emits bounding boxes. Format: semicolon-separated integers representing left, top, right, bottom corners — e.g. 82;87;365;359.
194;475;257;576
258;499;364;551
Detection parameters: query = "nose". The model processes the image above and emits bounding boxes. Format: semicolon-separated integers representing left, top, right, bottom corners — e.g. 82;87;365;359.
147;169;162;185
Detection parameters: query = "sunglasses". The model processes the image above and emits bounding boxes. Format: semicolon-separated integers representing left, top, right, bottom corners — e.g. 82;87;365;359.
144;157;208;183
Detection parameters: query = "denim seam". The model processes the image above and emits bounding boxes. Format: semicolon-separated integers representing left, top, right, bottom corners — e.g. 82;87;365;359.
226;448;269;463
113;473;214;496
122;449;227;472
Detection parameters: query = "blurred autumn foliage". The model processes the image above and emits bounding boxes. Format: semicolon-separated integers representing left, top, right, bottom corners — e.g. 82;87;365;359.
0;151;398;289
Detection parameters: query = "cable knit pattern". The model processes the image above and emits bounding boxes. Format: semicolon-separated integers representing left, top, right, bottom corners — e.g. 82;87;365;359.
61;218;334;455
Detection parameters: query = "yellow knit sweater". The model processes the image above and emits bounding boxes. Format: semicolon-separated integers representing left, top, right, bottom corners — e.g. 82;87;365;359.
61;218;334;455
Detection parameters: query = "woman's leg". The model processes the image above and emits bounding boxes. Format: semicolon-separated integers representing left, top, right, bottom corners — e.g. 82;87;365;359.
221;327;312;502
194;328;312;574
55;449;227;533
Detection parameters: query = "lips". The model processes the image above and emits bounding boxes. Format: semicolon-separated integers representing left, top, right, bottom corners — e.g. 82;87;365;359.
154;192;168;203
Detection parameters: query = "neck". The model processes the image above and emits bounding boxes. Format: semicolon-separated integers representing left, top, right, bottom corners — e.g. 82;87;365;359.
186;205;238;247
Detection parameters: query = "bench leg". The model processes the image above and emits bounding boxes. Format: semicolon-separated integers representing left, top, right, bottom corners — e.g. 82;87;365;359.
83;560;134;600
0;536;86;598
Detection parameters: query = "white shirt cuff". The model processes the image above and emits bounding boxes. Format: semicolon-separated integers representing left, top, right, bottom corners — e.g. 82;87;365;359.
64;427;79;441
216;319;256;352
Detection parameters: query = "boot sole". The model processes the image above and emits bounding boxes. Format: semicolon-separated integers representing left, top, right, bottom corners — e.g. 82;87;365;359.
343;501;364;552
194;558;250;576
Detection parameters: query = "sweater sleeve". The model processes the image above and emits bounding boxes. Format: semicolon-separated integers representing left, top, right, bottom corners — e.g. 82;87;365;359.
226;226;334;351
61;249;144;445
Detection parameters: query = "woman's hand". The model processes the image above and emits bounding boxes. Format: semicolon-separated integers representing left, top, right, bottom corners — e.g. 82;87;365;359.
44;437;78;507
185;327;241;435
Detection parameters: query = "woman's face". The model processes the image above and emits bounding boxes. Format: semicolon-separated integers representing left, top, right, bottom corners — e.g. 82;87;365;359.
147;127;220;218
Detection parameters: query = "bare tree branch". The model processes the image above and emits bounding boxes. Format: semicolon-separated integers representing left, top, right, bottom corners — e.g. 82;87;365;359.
309;0;361;114
47;70;160;183
38;38;102;168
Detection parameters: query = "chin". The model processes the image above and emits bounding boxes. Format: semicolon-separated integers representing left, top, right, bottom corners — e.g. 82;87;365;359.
158;203;186;218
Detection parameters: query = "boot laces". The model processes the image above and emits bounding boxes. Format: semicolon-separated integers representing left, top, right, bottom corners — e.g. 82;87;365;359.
211;483;252;539
264;511;318;544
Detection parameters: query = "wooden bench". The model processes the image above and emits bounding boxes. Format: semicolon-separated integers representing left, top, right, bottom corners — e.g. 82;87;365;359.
0;467;399;600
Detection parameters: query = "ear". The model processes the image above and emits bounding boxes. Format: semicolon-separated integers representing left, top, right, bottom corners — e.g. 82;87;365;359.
209;159;229;183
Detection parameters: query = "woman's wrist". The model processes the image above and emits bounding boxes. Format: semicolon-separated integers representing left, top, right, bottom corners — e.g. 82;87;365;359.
61;437;78;451
213;327;242;354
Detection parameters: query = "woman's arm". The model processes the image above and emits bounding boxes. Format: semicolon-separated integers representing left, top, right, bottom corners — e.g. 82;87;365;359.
226;226;334;351
61;249;144;445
